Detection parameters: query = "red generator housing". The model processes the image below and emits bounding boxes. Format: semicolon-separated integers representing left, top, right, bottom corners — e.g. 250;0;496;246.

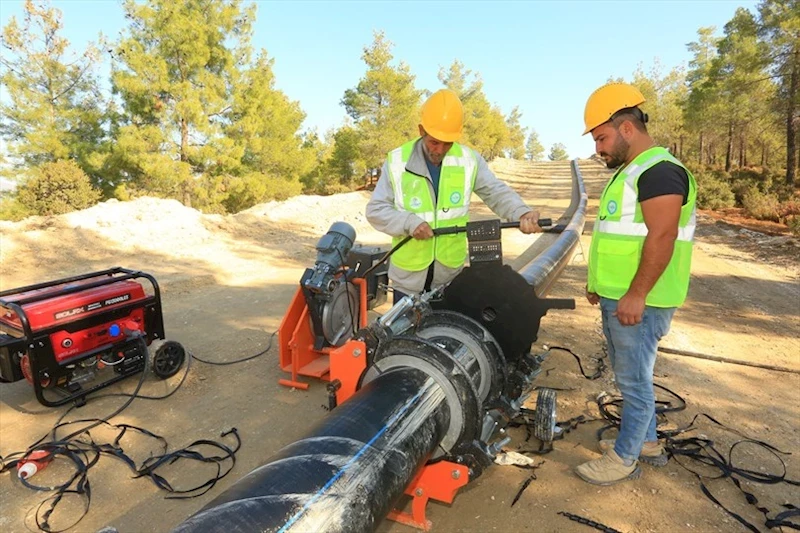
0;268;184;407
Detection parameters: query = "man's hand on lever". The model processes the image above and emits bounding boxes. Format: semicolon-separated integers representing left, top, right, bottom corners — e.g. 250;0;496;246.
412;222;434;239
519;210;543;234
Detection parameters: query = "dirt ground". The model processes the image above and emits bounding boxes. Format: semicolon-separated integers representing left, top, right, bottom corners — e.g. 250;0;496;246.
0;158;798;533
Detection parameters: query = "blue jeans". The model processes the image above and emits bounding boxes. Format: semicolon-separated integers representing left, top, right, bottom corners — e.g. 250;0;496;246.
600;297;676;462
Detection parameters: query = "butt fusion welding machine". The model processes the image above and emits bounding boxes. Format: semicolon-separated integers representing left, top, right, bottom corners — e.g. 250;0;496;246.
279;219;573;530
0;267;185;407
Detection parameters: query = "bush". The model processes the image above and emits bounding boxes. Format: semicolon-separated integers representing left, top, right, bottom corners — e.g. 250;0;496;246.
777;197;800;224
16;160;101;216
742;186;781;221
221;173;303;214
694;169;735;209
787;215;800;236
0;197;31;221
727;167;777;203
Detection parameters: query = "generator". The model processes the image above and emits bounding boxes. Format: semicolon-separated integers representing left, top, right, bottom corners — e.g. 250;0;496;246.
0;267;185;407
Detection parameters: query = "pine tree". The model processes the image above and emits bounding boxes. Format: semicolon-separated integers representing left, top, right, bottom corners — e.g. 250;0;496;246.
0;0;107;182
341;31;422;174
548;143;569;161
438;61;509;160
758;0;800;184
504;107;527;159
525;130;544;161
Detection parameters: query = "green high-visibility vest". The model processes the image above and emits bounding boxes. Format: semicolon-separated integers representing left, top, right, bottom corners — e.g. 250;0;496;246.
386;139;477;271
588;146;697;308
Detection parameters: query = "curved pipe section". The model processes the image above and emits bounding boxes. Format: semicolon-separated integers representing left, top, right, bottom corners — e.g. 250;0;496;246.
519;159;587;295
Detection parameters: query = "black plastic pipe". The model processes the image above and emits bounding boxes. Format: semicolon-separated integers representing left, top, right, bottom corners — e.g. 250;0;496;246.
173;368;449;533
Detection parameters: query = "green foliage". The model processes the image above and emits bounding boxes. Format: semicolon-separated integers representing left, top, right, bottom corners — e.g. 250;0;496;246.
108;0;310;212
226;52;311;186
742;186;781;220
547;143;569;161
0;0;108;183
503;107;526;159
111;0;255;206
758;0;800;184
788;215;800;235
16;159;102;215
0;197;31;221
694;168;736;209
221;173;303;214
679;2;796;184
438;61;508;160
525;130;544;161
632;62;687;156
299;130;334;194
341;31;422;171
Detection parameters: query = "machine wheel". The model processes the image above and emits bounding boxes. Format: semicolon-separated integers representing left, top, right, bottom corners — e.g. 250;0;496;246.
152;340;185;379
533;387;557;443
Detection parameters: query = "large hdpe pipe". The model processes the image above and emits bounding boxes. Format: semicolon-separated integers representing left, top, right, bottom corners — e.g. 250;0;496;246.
173;368;449;533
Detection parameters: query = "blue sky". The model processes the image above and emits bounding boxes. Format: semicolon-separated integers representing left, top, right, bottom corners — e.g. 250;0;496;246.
0;0;759;159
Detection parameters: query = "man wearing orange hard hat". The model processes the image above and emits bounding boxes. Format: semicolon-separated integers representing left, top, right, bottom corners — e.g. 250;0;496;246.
575;82;697;485
367;88;541;301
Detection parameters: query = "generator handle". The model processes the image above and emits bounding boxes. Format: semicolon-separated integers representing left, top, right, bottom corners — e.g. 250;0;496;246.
0;268;164;346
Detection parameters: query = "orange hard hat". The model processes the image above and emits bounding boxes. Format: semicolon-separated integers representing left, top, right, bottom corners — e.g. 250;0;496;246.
583;83;646;135
420;89;464;142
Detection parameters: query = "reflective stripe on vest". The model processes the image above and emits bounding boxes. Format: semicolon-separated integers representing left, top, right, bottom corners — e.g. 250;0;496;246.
387;139;477;271
588;146;697;308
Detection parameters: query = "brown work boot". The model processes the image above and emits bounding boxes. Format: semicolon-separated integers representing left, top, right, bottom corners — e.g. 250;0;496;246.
575;448;641;485
598;439;668;467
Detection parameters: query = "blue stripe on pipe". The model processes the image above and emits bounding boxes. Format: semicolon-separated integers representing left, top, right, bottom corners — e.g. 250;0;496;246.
277;386;427;533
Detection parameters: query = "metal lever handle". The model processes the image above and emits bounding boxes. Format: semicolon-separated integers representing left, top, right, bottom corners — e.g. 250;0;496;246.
433;218;560;236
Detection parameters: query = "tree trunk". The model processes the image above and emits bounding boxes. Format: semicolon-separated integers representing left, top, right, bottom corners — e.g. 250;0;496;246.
786;48;798;185
679;135;684;160
698;132;704;165
725;122;733;172
739;136;745;168
181;117;191;207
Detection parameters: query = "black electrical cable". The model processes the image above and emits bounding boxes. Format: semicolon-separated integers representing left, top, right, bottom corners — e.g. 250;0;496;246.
558;511;622;533
1;331;258;532
594;386;799;532
544;345;606;380
336;248;360;337
519;343;797;531
191;331;276;365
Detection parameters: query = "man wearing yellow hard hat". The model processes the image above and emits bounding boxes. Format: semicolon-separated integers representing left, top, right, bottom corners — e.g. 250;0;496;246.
575;82;697;485
366;88;541;300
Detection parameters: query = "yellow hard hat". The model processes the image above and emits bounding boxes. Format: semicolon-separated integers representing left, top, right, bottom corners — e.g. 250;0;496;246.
420;89;464;142
583;83;646;135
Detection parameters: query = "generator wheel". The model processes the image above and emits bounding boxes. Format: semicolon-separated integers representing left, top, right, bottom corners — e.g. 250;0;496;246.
533;387;557;443
152;340;185;379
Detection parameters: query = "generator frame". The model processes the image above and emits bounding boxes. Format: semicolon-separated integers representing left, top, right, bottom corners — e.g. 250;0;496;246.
0;267;167;407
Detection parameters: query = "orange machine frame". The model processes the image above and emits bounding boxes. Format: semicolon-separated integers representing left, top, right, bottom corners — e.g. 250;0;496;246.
278;277;369;393
277;276;469;530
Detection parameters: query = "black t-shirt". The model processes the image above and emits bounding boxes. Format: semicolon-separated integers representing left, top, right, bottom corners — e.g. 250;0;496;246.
637;161;689;205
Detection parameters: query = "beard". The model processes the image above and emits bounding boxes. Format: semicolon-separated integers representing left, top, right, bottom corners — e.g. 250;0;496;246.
600;135;630;169
422;141;445;165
